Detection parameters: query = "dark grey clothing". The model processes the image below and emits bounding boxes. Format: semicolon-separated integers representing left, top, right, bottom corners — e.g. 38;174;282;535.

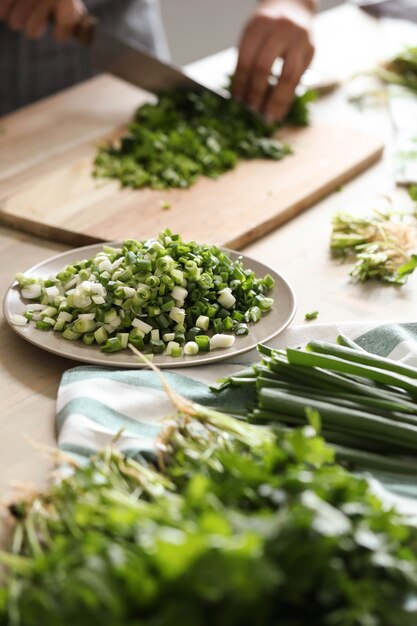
0;0;169;116
357;0;417;22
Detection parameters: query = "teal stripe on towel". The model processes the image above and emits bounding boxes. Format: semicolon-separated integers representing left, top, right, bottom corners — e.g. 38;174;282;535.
356;323;417;357
56;397;161;437
60;368;254;415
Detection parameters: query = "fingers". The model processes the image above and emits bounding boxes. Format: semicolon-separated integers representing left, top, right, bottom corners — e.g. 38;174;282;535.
235;0;315;118
245;32;285;112
0;0;51;38
0;0;17;21
233;16;274;103
264;47;310;122
8;0;37;32
53;0;85;42
25;0;55;38
0;0;84;40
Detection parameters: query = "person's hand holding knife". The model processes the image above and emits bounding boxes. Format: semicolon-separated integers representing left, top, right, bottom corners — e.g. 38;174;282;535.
0;0;316;121
0;0;85;41
233;0;317;122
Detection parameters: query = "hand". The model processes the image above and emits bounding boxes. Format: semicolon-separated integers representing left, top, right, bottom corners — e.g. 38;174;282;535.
0;0;85;41
233;0;316;122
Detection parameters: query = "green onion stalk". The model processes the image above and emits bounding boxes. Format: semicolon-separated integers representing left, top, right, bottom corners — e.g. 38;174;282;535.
215;334;417;475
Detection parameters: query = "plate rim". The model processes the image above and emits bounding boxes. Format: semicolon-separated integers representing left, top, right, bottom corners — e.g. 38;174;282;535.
3;241;297;369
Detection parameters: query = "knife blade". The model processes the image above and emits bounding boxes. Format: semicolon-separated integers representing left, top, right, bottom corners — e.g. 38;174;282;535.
72;13;227;98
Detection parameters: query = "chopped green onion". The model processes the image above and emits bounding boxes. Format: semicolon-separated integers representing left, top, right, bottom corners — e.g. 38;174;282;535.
211;334;235;350
62;328;82;341
150;339;165;354
184;341;199;356
195;335;210;352
73;318;96;333
217;288;236;309
82;332;95;346
101;337;123;353
94;327;108;345
195;315;209;331
116;332;129;350
10;314;28;326
305;311;319;321
165;340;180;356
132;319;152;335
15;230;274;359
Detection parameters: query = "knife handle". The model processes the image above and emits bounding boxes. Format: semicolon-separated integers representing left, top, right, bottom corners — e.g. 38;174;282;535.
71;11;97;46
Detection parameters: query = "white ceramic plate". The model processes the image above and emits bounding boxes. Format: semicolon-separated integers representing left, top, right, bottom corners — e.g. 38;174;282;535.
3;243;296;368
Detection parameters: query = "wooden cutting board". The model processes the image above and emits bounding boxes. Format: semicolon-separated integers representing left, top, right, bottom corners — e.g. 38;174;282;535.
0;74;384;249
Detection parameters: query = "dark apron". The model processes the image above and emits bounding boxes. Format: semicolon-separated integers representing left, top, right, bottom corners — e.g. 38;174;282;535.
0;0;169;116
357;0;417;21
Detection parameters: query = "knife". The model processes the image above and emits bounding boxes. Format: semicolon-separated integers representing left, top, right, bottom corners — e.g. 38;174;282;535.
72;13;336;102
72;13;227;98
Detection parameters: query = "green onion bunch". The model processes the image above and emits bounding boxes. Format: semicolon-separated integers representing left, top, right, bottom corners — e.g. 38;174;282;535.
215;334;417;475
375;46;417;95
93;88;314;190
2;397;417;626
14;230;274;357
330;207;417;284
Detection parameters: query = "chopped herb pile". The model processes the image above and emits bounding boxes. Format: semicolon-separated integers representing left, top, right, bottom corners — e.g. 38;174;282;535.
13;230;274;357
1;393;417;626
330;206;417;284
93;89;314;190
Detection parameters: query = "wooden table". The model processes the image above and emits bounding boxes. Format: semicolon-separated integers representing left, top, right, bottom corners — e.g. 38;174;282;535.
1;4;417;513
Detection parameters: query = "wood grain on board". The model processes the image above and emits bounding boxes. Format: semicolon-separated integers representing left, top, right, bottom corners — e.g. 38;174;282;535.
0;74;384;249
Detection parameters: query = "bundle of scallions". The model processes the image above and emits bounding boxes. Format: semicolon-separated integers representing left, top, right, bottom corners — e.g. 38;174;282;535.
330;207;417;284
215;334;417;475
12;230;274;357
375;46;417;95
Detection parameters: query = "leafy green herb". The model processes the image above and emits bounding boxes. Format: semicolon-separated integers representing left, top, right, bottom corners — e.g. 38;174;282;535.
284;88;317;126
330;207;417;284
305;310;319;321
353;47;417;108
2;393;417;626
94;89;314;190
375;46;417;95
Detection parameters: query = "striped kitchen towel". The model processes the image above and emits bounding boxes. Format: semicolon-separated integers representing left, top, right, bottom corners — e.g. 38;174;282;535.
56;320;417;514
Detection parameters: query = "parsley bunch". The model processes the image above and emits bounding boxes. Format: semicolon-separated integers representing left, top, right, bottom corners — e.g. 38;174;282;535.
1;405;417;626
330;207;417;284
